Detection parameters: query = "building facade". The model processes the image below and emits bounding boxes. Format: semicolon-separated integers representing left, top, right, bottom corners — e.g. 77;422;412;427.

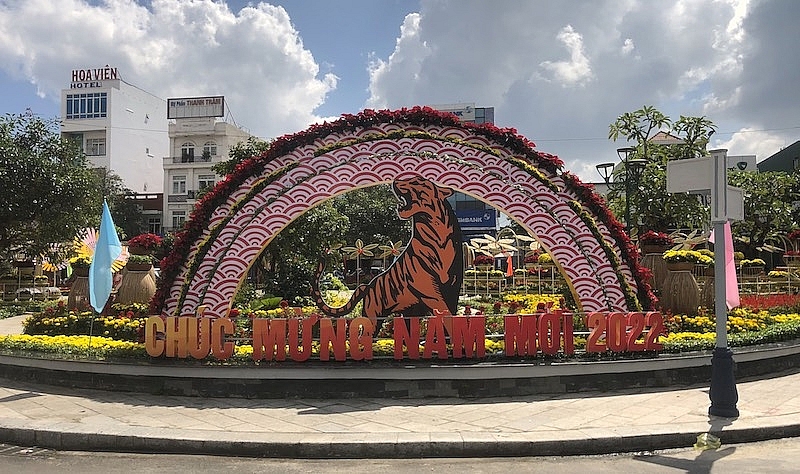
757;141;800;172
430;103;498;242
60;66;169;194
162;97;251;233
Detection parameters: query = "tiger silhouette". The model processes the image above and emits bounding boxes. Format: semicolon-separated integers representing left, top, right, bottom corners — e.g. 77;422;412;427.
311;175;463;332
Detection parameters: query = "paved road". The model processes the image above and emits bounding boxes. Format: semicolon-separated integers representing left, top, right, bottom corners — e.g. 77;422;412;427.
1;437;800;472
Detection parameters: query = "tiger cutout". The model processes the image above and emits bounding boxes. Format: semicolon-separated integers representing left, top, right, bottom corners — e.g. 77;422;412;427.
311;175;464;334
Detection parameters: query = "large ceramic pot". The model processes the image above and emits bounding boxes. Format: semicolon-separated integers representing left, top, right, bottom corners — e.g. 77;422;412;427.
115;266;156;305
642;252;669;291
67;266;90;309
661;262;700;315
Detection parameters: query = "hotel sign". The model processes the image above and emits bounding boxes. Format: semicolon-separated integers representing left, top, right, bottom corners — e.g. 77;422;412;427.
167;96;225;119
70;65;119;89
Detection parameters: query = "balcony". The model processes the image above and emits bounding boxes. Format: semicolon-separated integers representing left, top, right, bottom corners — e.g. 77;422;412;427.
170;154;213;164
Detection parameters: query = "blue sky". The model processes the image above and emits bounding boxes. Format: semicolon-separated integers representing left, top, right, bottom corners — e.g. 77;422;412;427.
1;0;798;183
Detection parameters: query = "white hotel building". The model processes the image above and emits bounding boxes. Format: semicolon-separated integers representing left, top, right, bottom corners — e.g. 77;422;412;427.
60;66;169;194
60;67;252;234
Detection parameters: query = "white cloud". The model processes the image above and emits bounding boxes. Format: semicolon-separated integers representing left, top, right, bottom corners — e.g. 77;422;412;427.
366;13;431;109
621;38;635;56
716;128;788;163
366;0;797;179
538;25;593;87
0;0;337;139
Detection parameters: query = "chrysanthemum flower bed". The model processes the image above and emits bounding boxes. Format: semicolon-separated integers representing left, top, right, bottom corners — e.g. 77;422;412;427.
2;293;800;362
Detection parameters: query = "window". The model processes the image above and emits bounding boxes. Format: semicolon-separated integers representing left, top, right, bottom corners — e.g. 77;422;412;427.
172;211;186;229
147;217;161;235
181;142;195;162
86;138;106;156
172;175;187;194
66;93;107;119
198;175;215;191
203;141;217;158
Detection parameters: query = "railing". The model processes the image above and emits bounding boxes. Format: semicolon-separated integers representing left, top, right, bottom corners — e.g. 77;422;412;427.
170;155;213;164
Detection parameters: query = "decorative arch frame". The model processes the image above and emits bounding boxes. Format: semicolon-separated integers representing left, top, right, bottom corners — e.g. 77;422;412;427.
153;107;655;318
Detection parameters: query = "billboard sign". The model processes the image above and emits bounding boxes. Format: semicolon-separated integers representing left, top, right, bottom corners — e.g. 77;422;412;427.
456;209;496;228
431;103;476;122
167;96;225;119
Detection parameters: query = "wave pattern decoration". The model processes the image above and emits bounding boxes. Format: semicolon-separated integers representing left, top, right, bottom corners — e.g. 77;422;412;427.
164;123;637;318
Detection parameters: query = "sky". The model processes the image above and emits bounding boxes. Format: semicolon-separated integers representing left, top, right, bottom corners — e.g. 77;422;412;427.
1;0;799;183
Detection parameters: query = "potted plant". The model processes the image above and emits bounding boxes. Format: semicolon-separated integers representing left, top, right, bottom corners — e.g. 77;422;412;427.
537;253;553;265
740;258;766;277
127;233;163;255
662;250;711;272
473;254;494;271
640;230;674;254
523;252;539;269
786;250;800;267
69;255;92;276
126;254;154;271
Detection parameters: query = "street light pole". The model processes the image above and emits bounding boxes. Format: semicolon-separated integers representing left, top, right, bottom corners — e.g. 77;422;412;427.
596;148;647;232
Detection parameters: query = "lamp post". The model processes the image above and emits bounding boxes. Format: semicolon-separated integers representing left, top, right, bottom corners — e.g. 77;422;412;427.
596;147;648;231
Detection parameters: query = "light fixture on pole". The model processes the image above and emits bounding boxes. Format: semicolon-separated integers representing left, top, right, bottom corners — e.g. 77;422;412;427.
595;162;614;184
596;147;647;231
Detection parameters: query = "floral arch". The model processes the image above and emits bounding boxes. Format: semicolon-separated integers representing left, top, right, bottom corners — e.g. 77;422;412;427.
153;107;655;318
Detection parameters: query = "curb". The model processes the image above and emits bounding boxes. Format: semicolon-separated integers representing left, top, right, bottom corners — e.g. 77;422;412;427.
2;418;800;458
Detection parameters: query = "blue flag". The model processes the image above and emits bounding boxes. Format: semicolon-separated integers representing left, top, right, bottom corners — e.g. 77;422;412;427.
89;201;122;313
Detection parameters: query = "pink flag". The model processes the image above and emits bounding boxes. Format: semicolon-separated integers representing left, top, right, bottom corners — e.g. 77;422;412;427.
709;221;740;309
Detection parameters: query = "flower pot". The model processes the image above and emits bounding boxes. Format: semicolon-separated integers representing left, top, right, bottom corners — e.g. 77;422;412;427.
72;266;90;277
641;244;669;255
661;267;700;316
116;266;156;305
666;262;695;272
67;275;89;309
128;245;150;256
126;262;153;272
642;252;668;291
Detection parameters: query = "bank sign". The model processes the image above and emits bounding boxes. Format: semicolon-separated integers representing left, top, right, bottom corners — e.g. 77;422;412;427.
457;209;496;228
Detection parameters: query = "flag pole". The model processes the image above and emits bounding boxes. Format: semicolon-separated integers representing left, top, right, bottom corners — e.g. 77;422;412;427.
88;199;122;358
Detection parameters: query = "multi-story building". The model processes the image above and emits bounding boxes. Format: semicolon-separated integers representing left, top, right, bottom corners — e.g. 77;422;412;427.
430;103;498;242
757;140;800;172
162;96;251;233
60;65;169;194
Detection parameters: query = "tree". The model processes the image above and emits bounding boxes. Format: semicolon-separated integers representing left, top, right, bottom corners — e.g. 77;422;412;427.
260;201;349;300
0;112;101;268
100;170;145;239
332;184;411;245
607;106;714;234
728;170;800;262
211;136;272;178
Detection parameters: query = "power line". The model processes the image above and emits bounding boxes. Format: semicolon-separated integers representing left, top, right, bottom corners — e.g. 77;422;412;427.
532;125;800;144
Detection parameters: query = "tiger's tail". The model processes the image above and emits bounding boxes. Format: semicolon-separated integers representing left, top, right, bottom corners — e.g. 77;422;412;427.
310;256;366;318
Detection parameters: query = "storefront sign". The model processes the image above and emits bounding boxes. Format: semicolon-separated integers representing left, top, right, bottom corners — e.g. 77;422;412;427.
167;96;225;119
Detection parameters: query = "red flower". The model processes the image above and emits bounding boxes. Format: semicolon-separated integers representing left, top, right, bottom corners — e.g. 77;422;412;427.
128;233;163;251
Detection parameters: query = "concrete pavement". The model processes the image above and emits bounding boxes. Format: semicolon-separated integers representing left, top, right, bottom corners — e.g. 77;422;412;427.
1;314;800;457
